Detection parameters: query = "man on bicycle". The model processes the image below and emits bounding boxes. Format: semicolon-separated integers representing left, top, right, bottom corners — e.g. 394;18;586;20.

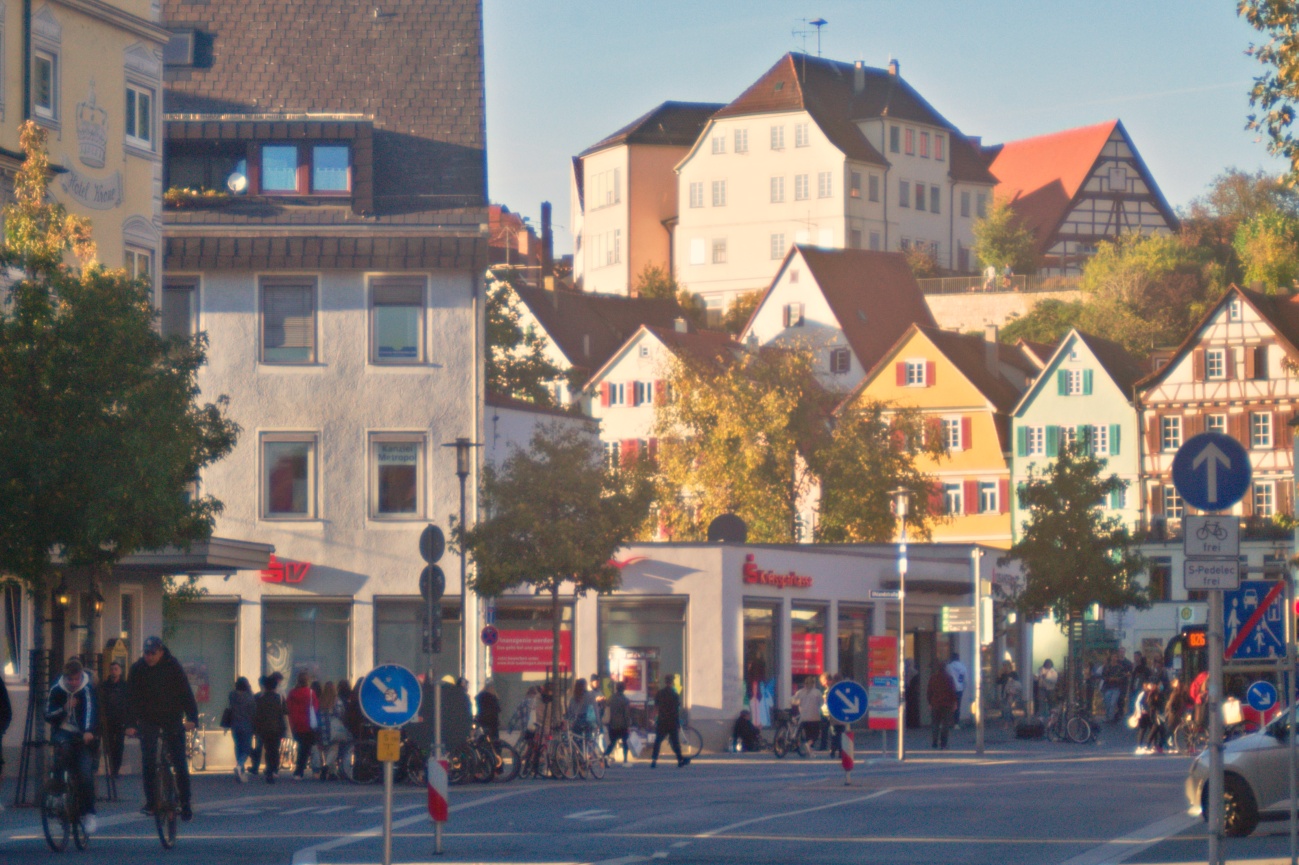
125;636;197;821
45;658;99;834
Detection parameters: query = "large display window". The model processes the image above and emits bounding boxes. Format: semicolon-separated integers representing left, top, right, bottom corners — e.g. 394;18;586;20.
263;600;351;685
790;604;826;691
373;598;461;684
169;601;238;726
491;601;573;724
837;604;872;685
743;601;780;727
598;598;687;706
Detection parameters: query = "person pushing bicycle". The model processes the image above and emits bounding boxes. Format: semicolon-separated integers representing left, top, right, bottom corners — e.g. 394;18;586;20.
125;636;198;821
45;658;99;835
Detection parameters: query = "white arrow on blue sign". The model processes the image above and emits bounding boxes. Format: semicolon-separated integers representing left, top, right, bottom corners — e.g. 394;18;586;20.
826;679;869;725
1247;681;1279;713
359;664;423;728
1171;432;1252;512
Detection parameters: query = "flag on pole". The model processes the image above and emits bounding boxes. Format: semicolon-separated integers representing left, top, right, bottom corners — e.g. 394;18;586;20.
427;756;449;822
841;730;854;772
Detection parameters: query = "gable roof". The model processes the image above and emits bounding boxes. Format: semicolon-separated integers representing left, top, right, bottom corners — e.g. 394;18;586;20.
711;54;994;183
581;101;724;157
586;324;739;389
1015;338;1057;369
1012;329;1144;416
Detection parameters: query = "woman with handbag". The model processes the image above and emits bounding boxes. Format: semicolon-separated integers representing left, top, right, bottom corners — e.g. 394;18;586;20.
225;677;256;782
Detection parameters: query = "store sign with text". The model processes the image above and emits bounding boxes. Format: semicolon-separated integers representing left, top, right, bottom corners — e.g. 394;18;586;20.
741;554;813;589
492;630;572;673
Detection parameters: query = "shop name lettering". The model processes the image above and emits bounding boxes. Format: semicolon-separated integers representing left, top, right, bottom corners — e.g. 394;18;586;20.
260;554;311;583
59;169;123;210
741;556;813;589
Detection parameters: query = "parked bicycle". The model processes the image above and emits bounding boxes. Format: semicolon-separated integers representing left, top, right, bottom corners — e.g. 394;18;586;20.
41;745;89;853
771;709;810;758
1046;700;1096;745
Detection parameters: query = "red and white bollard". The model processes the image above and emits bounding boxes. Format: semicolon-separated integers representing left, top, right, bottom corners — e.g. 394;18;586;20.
841;730;855;786
427;755;448;852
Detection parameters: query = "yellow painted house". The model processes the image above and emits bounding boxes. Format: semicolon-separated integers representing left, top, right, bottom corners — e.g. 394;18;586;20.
842;324;1036;548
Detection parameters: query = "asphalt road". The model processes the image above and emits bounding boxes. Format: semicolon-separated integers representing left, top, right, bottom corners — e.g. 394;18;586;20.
0;728;1213;865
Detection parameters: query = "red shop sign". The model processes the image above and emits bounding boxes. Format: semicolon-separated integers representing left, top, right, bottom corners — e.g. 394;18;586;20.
741;554;813;589
491;630;572;674
260;554;311;584
791;633;824;676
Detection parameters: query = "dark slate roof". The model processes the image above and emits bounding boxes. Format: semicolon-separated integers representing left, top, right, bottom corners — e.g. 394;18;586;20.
512;286;687;374
161;0;486;224
1075;331;1145;397
1015;338;1057;369
712;53;995;183
643;325;738;369
580;102;724;157
921;326;1031;413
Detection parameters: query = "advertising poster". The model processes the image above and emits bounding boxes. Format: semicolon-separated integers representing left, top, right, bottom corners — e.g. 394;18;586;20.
492;630;572;673
791;633;824;676
608;646;658;702
867;636;899;730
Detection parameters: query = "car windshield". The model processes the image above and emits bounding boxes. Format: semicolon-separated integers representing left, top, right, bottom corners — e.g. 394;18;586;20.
1267;705;1297;738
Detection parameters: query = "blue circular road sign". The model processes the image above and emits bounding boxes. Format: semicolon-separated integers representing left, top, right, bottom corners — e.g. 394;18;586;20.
1171;432;1252;512
481;624;499;646
359;664;423;728
1247;680;1279;713
826;679;869;725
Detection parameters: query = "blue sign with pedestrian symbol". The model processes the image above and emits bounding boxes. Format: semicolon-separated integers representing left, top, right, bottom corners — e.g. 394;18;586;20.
826;679;869;725
1171;432;1252;511
1247;681;1279;713
1224;580;1288;661
359;664;422;728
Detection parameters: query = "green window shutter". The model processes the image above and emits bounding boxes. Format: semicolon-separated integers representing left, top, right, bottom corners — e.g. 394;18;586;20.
1057;370;1068;395
1110;424;1121;455
1082;369;1094;395
1016;425;1028;457
1045;426;1059;457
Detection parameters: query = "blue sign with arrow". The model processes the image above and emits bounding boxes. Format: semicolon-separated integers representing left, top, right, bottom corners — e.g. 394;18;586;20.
1247;680;1279;713
826;679;869;725
1171;432;1252;512
359;664;423;728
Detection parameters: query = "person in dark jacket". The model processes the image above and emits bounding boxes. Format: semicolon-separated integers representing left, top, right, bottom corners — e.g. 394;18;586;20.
650;674;690;768
475;680;502;741
731;708;762;752
252;675;287;783
46;658;99;833
927;663;958;750
227;677;257;782
99;660;128;779
125;636;198;820
440;676;473;751
604;682;632;761
0;672;12;805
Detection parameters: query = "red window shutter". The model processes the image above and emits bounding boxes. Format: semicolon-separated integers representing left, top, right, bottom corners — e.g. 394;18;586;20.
963;480;979;515
1150;484;1163;515
654;380;666;406
928;483;943;513
600;382;610;407
1280;480;1293;516
1242;486;1254;517
926;361;936;386
621;438;639;467
960;416;973;451
998;479;1009;514
1244;348;1257;380
1145;414;1160;455
896;362;906;386
1192;349;1205;381
1224;350;1236;380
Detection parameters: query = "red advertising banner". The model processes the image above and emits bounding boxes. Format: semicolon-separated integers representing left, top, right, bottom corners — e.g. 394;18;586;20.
491;630;572;673
867;635;898;677
867;635;899;731
791;634;824;676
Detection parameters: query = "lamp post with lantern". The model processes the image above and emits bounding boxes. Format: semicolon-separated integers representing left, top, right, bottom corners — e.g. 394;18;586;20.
443;437;481;686
891;487;910;762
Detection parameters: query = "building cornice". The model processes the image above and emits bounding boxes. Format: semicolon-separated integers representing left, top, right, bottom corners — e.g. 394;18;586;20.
50;0;169;43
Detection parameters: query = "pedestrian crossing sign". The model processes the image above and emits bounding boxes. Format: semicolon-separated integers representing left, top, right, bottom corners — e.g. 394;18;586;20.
1223;580;1287;661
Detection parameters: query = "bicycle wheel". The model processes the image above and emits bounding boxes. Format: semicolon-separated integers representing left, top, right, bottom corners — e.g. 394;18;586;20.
1045;713;1063;742
472;741;495;784
403;747;427;786
41;780;69;852
446;747;469;785
190;733;207;772
156;766;178;849
1066;715;1093;744
493;741;520;782
680;726;703;759
347;742;382;785
555;739;578;780
772;727;789;758
585;741;606;780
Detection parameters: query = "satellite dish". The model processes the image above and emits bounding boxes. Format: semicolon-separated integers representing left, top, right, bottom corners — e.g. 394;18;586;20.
707;513;748;544
226;171;248;194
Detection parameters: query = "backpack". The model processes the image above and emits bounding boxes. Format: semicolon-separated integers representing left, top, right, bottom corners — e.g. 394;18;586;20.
254;692;284;735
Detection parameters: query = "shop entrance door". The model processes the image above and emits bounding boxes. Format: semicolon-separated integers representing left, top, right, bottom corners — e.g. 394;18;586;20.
743;601;779;728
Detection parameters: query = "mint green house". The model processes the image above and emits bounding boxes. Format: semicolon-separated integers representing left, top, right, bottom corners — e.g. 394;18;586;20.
1010;330;1146;540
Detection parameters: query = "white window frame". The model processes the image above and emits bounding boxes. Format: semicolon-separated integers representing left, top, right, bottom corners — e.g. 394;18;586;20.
711;238;727;264
711;135;725;155
942;417;962;451
904;360;926;387
1228;297;1243;321
609;383;626;406
1160;416;1182;452
817;171;832;198
770;125;784;150
688;182;703;208
979;481;997;514
370;277;426;365
1164;485;1184;519
711;180;727;207
734;128;748;153
794;122;809;147
943;483;962;515
260;278;318;365
125;81;154;151
605;441;621;471
1026;425;1045;456
770;176;784;203
1091;425;1109;455
794;174;809;201
33;48;57;121
261;433;319;520
124;245;152;282
1254;481;1276;517
1251;412;1273;448
1065;369;1084;395
829;347;851;374
1208;414;1227;434
769;233;785;260
1206;348;1226;380
370;434;425;520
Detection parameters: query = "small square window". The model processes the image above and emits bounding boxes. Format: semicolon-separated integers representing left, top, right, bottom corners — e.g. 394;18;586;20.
371;280;424;363
262;282;316;363
1228;297;1243;321
312;145;350;192
33;51;56;119
125;84;153;148
904;360;926;386
261;145;300;192
372;437;422;518
263;436;316;518
711;238;727;264
1207;414;1227;434
1206;348;1226;379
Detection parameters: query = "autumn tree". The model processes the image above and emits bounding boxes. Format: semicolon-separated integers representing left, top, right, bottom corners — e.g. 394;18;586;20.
903;244;940;278
971;199;1039;274
1242;1;1299;184
722;290;763;335
485;267;567;405
633;264;707;329
463;423;652;685
1235;209;1299;291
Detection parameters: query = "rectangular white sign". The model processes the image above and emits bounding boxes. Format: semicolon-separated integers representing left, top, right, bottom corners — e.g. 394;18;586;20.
1184;559;1241;591
869;589;901;600
1184;515;1240;559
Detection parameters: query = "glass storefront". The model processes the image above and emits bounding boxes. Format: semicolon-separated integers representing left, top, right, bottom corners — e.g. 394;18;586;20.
598;598;687;706
491;601;572;725
373;598;461;685
743;601;779;727
263;600;351;685
837;604;872;684
790;604;826;691
2;582;21;677
169;601;238;727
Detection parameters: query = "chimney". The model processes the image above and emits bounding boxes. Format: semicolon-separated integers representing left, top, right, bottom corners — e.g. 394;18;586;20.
541;201;554;279
853;60;865;93
674;317;689;334
887;58;899;77
967;135;982;149
984;324;999;374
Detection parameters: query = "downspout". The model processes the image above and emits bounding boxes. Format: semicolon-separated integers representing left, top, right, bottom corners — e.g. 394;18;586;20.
949;180;955;270
22;0;31;120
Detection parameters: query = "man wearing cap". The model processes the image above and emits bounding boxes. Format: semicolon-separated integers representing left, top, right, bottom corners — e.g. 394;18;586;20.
125;637;198;821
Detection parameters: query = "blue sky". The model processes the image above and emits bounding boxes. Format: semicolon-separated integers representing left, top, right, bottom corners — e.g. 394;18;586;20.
484;1;1284;254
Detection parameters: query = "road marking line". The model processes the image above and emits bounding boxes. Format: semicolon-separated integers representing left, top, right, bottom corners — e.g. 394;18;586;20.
1057;811;1199;865
699;788;892;837
281;806;326;815
313;805;354;814
290;787;531;865
566;809;615;821
359;802;426;814
670;841;690;848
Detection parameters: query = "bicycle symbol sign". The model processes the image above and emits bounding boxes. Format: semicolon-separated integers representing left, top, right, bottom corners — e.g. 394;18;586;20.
1184;514;1240;559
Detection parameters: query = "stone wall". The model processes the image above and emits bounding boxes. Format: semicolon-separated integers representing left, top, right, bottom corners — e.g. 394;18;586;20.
924;289;1083;333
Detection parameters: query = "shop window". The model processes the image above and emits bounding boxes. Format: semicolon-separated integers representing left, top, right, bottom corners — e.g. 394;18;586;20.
371;436;422;518
790;605;826;692
743;602;780;725
370;279;424;363
167;601;238;726
161;280;197;339
262;434;317;518
261;280;316;363
837;605;872;686
493;601;574;724
600;598;687;706
263;601;351;685
374;599;461;685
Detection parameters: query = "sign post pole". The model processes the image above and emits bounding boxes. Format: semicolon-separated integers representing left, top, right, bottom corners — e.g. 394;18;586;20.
360;665;424;865
972;548;984;755
1209;587;1224;865
382;758;394;865
419;525;447;854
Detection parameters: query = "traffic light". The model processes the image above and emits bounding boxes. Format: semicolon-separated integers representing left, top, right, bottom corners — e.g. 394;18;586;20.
420;525;445;654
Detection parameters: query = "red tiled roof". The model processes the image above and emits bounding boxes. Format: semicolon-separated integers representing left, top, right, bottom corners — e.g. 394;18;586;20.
580;102;724;157
643;325;739;369
1074;331;1146;397
1015;338;1057;369
985;120;1118;253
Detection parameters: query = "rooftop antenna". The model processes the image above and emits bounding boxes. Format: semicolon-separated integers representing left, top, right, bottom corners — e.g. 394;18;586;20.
810;17;827;57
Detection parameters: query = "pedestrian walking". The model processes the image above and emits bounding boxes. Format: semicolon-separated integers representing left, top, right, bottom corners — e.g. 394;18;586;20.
286;671;319;780
1101;649;1132;723
253;675;287;783
440;675;473;752
650;674;690;768
946;653;968;725
227;677;256;782
475;679;501;741
1036;659;1058;718
1128;652;1150;716
604;681;632;761
332;679;357;773
316;681;342;779
99;660;128;779
927;663;957;750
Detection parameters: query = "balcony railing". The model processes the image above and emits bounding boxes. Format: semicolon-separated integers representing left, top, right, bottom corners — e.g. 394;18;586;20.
916;275;1082;295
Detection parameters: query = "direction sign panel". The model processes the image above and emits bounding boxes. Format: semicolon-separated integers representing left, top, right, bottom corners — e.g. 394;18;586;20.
940;606;975;633
359;664;423;728
1223;580;1287;661
1185;559;1241;591
826;679;869;725
1184;515;1240;559
1247;680;1279;713
869;589;900;600
1171;432;1252;511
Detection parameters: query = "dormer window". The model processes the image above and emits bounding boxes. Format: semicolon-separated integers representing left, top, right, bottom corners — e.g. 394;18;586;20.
166;141;351;196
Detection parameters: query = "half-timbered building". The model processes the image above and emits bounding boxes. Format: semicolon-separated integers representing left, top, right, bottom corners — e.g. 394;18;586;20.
985;120;1177;276
1136;286;1298;534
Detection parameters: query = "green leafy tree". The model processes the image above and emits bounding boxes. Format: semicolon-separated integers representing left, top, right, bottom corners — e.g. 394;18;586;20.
813;402;947;542
463;423;652;685
1181;168;1296;286
1234;209;1299;291
972;199;1039;273
1242;1;1299;185
903;244;940;278
1001;443;1148;705
722;290;763;335
0;121;238;753
633;264;707;329
485;268;566;405
999;298;1088;347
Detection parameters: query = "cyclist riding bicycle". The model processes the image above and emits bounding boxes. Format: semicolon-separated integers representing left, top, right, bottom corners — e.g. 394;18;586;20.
45;658;99;835
125;636;198;822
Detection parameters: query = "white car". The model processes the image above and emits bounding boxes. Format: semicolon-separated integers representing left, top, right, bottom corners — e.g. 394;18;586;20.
1186;708;1299;836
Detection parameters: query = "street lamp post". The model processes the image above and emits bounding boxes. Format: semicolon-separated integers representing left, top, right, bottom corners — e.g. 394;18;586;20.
444;438;480;687
892;488;910;762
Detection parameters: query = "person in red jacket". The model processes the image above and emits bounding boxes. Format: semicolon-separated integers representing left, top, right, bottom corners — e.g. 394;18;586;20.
927;663;958;750
285;671;320;780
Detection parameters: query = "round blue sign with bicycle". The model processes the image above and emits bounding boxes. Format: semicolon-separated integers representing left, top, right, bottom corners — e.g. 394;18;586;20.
359;664;422;728
1171;432;1252;512
826;679;869;725
1247;680;1278;713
